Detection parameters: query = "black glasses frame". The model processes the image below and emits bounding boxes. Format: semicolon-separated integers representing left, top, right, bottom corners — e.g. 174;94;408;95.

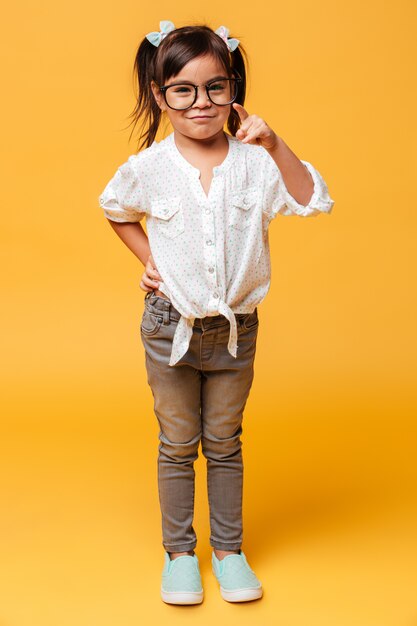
157;76;243;111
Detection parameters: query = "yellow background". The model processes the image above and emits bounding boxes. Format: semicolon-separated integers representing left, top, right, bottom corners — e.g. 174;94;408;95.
1;0;416;624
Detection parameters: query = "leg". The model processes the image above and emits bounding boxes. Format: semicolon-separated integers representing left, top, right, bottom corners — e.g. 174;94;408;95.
200;315;258;553
141;303;202;554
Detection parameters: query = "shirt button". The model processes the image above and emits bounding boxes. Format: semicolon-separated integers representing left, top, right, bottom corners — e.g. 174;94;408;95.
205;208;211;214
213;292;219;298
208;267;214;273
206;239;213;246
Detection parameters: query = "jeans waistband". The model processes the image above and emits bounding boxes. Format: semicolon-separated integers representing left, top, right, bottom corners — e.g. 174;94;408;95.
144;290;255;328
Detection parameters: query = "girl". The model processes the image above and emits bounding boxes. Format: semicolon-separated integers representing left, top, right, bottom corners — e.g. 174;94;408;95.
98;20;334;606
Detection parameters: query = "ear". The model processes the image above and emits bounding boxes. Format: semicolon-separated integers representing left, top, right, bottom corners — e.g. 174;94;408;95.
150;81;166;111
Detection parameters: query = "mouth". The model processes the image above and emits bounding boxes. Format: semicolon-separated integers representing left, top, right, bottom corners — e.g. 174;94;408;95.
189;116;214;119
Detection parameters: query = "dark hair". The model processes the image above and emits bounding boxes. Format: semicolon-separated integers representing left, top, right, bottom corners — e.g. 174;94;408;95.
125;23;249;151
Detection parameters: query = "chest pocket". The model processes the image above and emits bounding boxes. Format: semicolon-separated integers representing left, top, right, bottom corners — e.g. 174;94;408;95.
229;186;259;231
150;196;185;239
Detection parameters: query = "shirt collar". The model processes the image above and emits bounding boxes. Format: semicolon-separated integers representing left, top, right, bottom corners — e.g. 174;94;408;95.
165;131;237;178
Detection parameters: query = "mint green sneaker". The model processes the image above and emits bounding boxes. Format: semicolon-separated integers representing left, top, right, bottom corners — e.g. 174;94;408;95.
161;552;204;605
212;550;263;602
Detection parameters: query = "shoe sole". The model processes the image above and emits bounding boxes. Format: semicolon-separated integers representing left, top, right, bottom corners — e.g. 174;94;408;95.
161;588;204;605
219;585;263;602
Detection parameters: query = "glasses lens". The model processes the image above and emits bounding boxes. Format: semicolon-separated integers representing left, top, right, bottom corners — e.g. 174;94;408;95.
164;79;239;110
207;79;237;105
165;84;196;110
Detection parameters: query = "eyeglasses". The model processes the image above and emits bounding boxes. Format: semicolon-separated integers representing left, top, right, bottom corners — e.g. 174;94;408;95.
157;75;243;111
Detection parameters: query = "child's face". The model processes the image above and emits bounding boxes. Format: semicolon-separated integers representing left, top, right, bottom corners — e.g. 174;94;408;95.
151;54;233;141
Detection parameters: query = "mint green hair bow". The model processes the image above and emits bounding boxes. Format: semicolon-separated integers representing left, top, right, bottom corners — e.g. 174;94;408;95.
145;20;176;47
145;21;239;51
215;25;240;51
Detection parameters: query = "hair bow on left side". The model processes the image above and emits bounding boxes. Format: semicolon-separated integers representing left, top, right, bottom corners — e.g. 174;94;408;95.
215;25;240;51
145;20;176;47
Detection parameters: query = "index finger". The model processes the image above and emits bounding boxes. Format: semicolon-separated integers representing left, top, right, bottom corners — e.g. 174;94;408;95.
232;102;249;121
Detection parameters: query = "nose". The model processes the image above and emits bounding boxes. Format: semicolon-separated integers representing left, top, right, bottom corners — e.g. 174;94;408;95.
194;85;212;108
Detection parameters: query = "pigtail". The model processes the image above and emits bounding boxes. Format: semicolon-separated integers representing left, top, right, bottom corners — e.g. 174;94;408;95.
126;37;162;151
227;42;249;138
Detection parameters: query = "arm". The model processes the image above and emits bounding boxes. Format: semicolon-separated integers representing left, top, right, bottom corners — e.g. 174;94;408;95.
232;103;335;216
266;135;314;207
107;219;151;266
262;138;335;218
98;156;164;291
107;220;163;293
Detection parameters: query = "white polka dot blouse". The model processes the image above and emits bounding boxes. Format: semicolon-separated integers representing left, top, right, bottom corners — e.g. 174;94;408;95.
98;131;335;366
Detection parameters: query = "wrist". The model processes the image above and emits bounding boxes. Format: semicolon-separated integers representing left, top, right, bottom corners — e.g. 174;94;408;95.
265;133;282;154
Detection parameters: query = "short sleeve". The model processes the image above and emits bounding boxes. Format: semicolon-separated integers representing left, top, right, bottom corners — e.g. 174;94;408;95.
98;155;146;223
262;151;335;219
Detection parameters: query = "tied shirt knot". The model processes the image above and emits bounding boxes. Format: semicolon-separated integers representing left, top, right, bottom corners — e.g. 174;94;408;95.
169;298;238;366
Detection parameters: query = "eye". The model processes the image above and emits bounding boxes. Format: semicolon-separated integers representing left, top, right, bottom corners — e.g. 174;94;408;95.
172;85;193;94
208;81;226;91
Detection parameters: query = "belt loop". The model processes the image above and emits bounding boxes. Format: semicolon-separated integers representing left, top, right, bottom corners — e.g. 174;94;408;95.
162;300;171;325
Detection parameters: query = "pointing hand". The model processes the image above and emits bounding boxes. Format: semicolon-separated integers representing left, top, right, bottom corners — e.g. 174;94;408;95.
233;103;279;151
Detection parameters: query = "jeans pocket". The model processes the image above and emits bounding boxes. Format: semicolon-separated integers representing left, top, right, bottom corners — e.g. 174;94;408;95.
140;308;163;336
242;309;259;331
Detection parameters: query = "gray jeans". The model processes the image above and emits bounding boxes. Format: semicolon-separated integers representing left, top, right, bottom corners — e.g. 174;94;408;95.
140;290;259;552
